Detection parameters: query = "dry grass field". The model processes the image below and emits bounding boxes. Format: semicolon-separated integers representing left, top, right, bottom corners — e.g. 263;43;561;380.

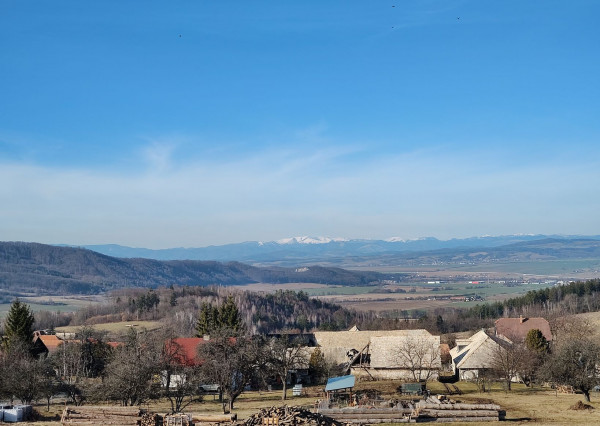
0;295;105;318
19;380;600;425
230;283;336;292
55;320;163;335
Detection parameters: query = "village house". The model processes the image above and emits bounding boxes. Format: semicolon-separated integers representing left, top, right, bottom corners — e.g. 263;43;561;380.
450;329;506;380
32;333;63;356
311;327;441;380
494;316;552;342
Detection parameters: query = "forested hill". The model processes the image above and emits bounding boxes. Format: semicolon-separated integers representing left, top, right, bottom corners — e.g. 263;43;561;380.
465;279;600;320
0;242;400;295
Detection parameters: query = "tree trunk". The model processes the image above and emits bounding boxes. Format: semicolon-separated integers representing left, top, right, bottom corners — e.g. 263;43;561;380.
584;389;591;402
282;380;287;401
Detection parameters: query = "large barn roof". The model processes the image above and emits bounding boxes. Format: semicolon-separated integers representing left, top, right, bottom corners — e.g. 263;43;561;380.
314;328;434;364
369;334;441;369
495;316;552;342
451;329;506;370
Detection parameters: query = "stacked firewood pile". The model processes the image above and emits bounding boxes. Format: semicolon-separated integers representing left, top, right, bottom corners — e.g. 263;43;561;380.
163;413;194;426
61;405;144;425
140;412;162;426
238;406;342;426
415;397;505;422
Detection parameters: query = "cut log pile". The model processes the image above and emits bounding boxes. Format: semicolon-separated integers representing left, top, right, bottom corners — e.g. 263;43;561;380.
164;413;194;426
415;398;505;422
237;406;342;426
61;405;144;425
193;413;237;423
140;413;162;426
316;398;505;423
319;406;415;424
557;385;575;394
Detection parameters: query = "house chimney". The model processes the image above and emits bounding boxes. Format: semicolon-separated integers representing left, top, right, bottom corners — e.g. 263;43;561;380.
203;334;210;341
519;315;527;324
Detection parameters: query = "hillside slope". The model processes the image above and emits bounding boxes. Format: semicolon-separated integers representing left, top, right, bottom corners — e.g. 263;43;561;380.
0;242;397;295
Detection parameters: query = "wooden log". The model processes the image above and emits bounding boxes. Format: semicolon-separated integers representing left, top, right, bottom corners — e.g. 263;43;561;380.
192;413;237;422
424;417;499;422
330;418;415;424
416;403;501;411
321;413;413;419
63;422;139;425
64;405;142;412
419;409;500;418
319;409;413;415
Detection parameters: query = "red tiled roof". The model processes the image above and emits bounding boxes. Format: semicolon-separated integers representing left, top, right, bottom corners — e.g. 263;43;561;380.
166;337;207;367
36;335;63;353
495;317;552;342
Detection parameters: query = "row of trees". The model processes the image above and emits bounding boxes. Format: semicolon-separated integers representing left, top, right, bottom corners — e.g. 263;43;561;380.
466;279;600;320
1;299;331;412
484;319;600;402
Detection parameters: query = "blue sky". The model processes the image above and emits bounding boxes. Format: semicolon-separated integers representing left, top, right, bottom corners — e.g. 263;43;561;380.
1;1;599;248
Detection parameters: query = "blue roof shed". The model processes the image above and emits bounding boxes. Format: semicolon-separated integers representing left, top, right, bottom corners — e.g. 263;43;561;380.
325;375;356;392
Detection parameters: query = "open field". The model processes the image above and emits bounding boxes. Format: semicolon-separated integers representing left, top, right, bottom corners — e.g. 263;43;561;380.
311;281;557;312
20;380;600;425
228;279;562;313
0;295;105;319
55;320;163;334
350;259;600;281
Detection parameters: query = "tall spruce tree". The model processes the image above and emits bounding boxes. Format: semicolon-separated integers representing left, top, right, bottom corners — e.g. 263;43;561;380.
196;297;242;337
196;303;219;336
219;296;242;331
3;299;35;346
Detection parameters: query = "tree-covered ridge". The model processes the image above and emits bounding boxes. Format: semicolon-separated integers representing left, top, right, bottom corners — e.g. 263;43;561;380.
40;286;357;336
0;242;400;295
466;279;600;319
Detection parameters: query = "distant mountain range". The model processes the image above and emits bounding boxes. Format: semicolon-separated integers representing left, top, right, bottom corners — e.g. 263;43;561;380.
1;237;600;295
0;242;399;295
76;234;600;265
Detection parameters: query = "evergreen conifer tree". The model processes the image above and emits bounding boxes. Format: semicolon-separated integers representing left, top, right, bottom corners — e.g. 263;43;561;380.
3;299;35;346
219;296;242;331
525;328;549;353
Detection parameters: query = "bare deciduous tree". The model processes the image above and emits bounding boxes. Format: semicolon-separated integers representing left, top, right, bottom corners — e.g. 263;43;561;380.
198;328;265;413
542;337;600;402
101;328;162;406
490;340;532;391
0;340;56;405
160;335;203;413
267;336;308;400
394;336;440;381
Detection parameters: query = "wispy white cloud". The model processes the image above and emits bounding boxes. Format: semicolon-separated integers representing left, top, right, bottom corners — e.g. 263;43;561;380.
139;140;178;173
0;144;598;248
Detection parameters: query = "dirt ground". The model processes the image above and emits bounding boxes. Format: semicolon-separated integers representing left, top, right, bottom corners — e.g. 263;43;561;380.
16;380;600;425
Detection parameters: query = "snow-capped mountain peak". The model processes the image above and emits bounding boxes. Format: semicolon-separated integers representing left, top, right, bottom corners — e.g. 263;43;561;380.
276;236;349;245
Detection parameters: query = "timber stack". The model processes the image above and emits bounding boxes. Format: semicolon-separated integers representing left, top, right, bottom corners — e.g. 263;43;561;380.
140;413;162;426
319;403;415;424
415;398;505;422
238;406;342;426
61;405;144;425
193;413;237;424
164;413;194;426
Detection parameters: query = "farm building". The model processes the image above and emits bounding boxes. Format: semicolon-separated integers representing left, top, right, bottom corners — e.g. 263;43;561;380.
312;327;441;380
450;329;506;380
495;316;552;342
32;334;63;355
165;337;207;367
